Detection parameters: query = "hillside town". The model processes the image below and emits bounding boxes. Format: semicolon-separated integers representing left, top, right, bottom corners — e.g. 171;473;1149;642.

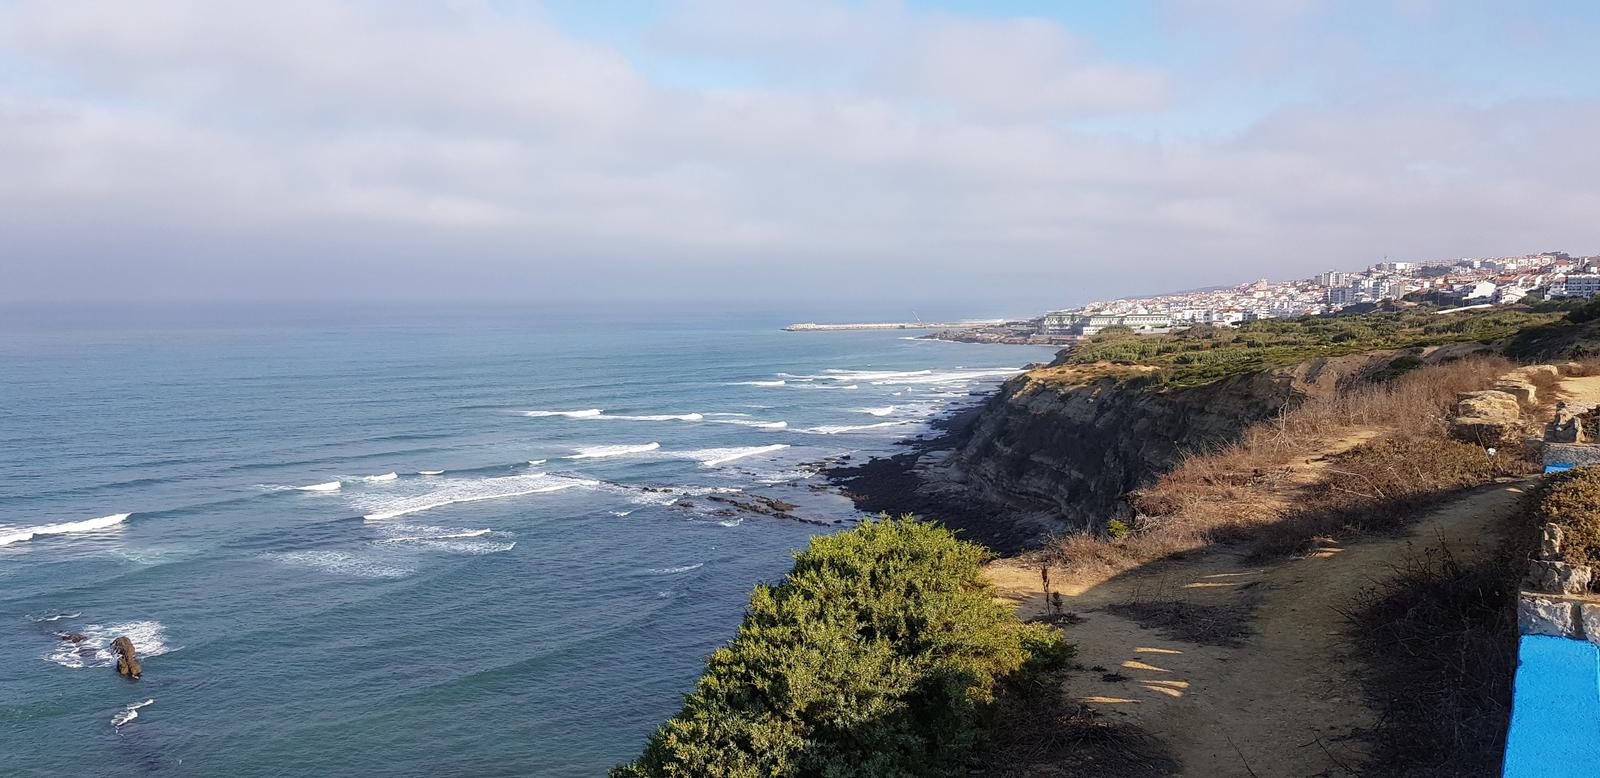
947;251;1600;343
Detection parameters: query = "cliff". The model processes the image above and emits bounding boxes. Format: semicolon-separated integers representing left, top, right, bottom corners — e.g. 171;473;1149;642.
833;343;1491;550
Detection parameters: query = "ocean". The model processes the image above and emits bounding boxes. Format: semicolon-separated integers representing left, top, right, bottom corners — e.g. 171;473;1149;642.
0;303;1058;777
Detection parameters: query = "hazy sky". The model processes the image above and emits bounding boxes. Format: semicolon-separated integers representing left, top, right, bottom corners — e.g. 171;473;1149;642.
2;1;1597;314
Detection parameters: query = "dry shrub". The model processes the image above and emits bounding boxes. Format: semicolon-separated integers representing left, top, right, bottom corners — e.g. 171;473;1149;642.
1532;467;1600;570
1246;434;1531;559
1045;355;1525;572
1342;545;1519;777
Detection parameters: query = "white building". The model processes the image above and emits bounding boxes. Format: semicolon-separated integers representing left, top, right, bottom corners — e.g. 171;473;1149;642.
1552;274;1600;298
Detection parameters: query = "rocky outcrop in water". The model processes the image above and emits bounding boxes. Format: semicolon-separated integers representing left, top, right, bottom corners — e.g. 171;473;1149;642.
112;636;141;679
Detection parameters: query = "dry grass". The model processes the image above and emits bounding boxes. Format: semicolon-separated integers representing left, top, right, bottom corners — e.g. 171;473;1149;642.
1341;544;1522;777
974;674;1180;778
1042;355;1530;574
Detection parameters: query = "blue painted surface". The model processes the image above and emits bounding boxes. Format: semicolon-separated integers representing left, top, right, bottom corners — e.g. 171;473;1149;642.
1544;463;1576;474
1503;635;1600;777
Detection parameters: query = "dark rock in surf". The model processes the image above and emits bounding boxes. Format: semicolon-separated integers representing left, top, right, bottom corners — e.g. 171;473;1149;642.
111;636;141;679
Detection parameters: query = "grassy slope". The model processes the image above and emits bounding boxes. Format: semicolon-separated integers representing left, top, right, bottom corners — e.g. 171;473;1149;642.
1056;306;1560;388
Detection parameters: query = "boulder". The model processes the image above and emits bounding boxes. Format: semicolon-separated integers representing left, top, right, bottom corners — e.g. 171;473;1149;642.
1457;390;1521;418
1493;379;1537;405
1519;595;1579;638
1561;361;1587;377
111;636;141;679
1526;560;1593;595
1547;408;1585;443
1450;417;1523;447
1540;524;1565;560
1583;603;1600;645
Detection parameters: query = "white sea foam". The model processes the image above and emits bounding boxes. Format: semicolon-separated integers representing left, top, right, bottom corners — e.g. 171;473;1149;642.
799;421;917;435
28;611;81;623
0;513;130;547
363;472;398;482
646;563;704;575
527;459;547;466
112;699;154;728
374;528;493;543
297;481;342;492
857;406;897;416
356;472;601;520
567;442;661;459
47;620;173;669
604;412;704;422
732;380;785;387
418;470;444;476
684;444;791;467
709;418;788;429
524;409;603;418
269;550;413;579
610;510;635;517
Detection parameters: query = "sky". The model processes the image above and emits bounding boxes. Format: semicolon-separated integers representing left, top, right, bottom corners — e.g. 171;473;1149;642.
1;0;1598;315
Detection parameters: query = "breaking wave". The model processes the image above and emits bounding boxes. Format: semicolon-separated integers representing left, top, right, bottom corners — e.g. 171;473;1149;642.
709;418;787;429
645;563;704;575
356;472;602;520
799;421;917;434
112;699;154;728
567;442;661;460
418;470;444;476
296;481;342;492
604;413;704;422
523;409;603;418
683;444;791;467
0;513;130;547
857;406;896;416
363;472;398;482
732;380;785;387
47;619;173;669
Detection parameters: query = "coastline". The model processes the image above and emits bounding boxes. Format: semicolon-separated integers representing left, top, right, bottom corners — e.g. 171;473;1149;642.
918;329;1079;347
822;395;1039;554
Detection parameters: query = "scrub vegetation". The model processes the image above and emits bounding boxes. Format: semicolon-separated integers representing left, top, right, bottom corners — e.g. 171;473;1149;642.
1059;307;1558;387
612;516;1072;778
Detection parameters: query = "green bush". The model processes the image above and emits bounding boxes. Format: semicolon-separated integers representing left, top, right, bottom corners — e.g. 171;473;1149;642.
1105;518;1131;539
612;516;1072;778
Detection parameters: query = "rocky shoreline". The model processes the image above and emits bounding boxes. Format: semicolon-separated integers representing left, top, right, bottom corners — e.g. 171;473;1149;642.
822;400;1044;554
919;328;1079;346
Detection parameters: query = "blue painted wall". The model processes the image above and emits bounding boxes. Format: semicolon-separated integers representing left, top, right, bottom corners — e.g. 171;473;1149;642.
1503;635;1600;777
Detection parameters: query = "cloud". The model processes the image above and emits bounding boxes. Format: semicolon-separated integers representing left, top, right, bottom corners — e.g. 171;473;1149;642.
0;0;1595;308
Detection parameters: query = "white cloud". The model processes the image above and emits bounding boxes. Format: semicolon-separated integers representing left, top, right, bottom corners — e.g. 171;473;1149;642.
0;0;1594;307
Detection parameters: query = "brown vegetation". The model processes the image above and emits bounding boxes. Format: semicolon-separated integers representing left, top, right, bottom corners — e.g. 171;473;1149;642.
1042;355;1534;576
1529;467;1600;580
1342;544;1522;777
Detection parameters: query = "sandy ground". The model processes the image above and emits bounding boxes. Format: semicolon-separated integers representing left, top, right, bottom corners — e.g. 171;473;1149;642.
1553;373;1600;407
988;472;1533;777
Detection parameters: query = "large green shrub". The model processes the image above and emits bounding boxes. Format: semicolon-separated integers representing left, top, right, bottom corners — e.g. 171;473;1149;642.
612;516;1071;778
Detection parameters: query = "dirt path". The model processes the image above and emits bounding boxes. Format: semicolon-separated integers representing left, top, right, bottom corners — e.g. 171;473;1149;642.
988;480;1533;777
1554;373;1600;407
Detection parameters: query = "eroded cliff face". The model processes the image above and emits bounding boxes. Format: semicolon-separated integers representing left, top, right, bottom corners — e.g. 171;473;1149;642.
926;344;1486;537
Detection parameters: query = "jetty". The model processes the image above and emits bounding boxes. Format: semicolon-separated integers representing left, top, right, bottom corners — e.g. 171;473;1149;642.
783;320;1005;332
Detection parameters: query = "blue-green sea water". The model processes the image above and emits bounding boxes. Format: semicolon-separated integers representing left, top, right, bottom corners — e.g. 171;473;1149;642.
0;303;1056;777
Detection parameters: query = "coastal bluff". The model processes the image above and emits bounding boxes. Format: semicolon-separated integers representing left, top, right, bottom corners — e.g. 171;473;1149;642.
904;343;1491;543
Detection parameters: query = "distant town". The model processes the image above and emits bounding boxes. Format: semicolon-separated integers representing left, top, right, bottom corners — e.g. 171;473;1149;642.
887;250;1600;344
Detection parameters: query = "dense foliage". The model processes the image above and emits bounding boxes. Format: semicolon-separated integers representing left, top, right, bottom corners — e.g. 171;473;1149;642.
1061;307;1559;387
1534;468;1600;573
612;516;1072;778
